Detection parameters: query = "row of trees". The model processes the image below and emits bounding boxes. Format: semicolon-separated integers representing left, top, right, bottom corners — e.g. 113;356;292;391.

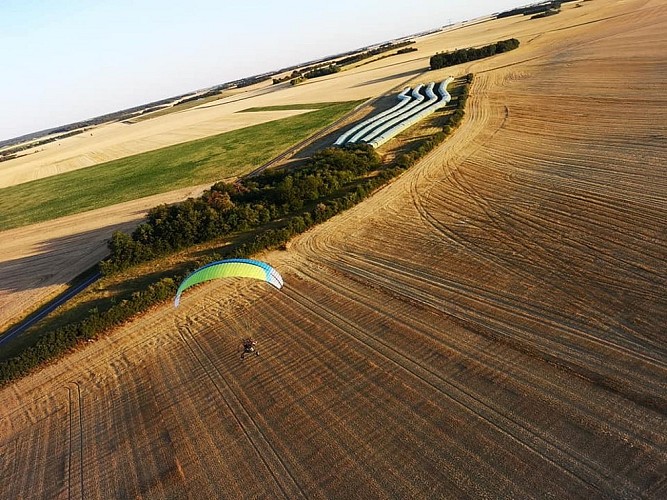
288;65;341;85
0;278;178;383
531;8;561;19
496;1;575;18
0;75;475;386
430;39;519;69
274;63;342;85
396;47;418;55
0;145;387;384
101;144;382;274
335;40;415;66
274;41;416;85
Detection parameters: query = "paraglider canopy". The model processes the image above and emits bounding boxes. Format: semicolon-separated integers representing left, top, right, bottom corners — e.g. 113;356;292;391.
174;258;283;307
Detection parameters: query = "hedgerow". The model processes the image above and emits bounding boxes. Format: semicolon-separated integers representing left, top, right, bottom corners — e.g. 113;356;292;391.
430;39;519;69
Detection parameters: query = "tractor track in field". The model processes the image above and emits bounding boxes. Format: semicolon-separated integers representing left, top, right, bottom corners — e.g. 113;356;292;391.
401;179;666;366
282;283;639;494
177;321;306;499
293;149;666;377
305;266;664;449
240;302;406;497
291;207;667;414
317;248;667;382
66;381;84;500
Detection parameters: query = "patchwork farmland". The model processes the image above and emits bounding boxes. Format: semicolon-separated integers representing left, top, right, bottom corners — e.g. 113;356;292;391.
1;0;666;497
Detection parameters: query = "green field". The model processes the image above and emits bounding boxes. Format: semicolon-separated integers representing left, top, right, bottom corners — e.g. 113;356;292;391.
0;101;360;231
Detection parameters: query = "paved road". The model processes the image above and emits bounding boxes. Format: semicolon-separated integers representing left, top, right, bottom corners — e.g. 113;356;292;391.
0;272;101;347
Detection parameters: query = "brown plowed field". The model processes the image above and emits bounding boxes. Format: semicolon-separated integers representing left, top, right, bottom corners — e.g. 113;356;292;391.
1;0;666;497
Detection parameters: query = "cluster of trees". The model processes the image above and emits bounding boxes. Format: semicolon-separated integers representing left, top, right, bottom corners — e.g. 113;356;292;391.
496;0;574;18
290;76;307;86
274;70;303;85
0;75;475;386
274;41;416;85
430;39;519;69
531;8;561;19
100;144;382;274
302;64;341;79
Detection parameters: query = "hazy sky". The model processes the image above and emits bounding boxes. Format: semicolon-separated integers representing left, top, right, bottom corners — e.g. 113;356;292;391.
0;0;529;141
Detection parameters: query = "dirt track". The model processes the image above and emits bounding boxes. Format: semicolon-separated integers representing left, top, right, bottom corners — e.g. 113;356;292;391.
1;1;666;497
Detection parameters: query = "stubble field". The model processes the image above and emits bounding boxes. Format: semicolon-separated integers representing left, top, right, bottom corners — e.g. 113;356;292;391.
1;0;666;497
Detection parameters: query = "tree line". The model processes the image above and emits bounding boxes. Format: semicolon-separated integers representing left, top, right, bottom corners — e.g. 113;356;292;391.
274;41;416;85
334;40;415;66
496;1;575;18
430;39;519;70
100;143;382;274
531;8;561;19
0;277;178;384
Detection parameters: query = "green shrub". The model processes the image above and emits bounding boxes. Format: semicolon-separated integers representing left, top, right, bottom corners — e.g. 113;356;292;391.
430;39;519;69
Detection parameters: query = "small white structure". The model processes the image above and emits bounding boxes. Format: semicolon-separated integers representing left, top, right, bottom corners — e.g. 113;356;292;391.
362;82;437;145
334;87;411;146
348;84;425;144
335;77;454;148
368;77;454;148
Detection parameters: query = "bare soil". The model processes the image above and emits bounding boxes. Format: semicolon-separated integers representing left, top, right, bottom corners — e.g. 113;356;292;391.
1;1;665;497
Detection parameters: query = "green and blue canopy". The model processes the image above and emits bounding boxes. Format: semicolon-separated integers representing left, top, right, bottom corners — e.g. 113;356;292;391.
174;258;283;307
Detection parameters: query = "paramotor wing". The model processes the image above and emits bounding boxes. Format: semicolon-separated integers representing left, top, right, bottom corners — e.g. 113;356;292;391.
174;258;283;307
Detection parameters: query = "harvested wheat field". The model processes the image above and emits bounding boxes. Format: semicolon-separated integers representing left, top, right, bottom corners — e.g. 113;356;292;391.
0;183;210;332
1;0;666;497
0;105;311;189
